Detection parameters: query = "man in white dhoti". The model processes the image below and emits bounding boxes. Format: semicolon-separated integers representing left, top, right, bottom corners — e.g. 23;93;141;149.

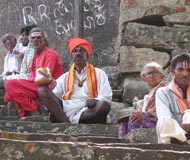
156;53;190;144
38;38;113;124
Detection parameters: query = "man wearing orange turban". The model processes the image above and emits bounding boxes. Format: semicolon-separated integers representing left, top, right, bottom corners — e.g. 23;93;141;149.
66;38;92;57
38;38;113;124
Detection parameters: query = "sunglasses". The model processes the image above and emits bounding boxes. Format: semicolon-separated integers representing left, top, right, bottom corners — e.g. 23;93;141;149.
30;36;43;40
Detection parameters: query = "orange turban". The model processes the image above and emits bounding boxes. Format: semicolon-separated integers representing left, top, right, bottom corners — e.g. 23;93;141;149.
66;38;92;57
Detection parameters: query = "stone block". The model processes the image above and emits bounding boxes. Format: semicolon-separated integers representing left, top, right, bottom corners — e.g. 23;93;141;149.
120;0;177;22
123;78;149;103
123;22;190;50
110;102;131;123
119;46;170;73
125;128;157;144
163;13;190;26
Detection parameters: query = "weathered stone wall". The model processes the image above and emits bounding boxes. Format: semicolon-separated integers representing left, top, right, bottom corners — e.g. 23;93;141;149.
118;0;190;104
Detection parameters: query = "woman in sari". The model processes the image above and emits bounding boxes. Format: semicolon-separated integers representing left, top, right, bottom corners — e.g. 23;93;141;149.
117;62;168;138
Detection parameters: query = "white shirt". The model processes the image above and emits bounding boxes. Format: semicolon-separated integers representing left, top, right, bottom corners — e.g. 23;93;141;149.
53;66;113;123
2;43;23;75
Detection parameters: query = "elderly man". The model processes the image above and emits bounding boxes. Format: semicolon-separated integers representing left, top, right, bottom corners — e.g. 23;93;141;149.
0;33;24;86
0;25;37;89
156;53;190;144
38;38;112;124
4;27;63;118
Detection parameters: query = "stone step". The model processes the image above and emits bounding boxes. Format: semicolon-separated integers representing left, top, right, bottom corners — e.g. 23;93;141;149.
0;115;53;123
0;101;48;117
0;115;49;122
0;121;159;144
0;120;118;137
0;138;190;160
19;116;49;122
125;128;157;144
0;100;130;124
0;116;19;121
0;131;124;144
0;103;17;116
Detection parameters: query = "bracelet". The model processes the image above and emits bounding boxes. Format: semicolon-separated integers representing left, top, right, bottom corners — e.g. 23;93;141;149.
143;112;149;117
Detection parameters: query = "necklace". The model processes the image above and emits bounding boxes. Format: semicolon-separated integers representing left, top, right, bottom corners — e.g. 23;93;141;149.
76;75;86;87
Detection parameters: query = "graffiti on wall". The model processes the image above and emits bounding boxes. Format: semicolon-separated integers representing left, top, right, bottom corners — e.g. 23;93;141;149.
1;0;106;37
83;0;106;30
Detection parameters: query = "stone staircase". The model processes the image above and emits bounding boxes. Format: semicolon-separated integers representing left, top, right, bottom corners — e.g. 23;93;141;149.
0;102;190;160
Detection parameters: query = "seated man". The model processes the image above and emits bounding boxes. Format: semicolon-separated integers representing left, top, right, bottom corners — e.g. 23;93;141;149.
4;27;63;118
0;25;37;91
156;52;190;144
38;38;113;124
0;33;24;87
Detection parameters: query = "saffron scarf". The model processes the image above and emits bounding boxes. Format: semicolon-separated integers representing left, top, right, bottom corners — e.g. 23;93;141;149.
62;62;98;100
144;80;168;116
172;78;190;113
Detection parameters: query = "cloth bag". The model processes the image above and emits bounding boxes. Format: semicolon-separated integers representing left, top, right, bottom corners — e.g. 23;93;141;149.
34;68;53;86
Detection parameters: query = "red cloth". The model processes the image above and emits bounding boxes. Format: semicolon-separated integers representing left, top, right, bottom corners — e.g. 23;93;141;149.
66;38;92;57
4;46;63;118
29;46;63;80
4;79;39;117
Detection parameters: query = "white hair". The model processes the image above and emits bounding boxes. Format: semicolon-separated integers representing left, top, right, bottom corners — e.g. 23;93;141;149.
141;62;164;77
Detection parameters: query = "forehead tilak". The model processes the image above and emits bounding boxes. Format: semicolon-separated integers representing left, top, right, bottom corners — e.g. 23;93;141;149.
183;61;189;68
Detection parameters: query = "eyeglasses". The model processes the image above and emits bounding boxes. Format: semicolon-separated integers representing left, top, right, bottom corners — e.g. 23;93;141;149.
143;71;160;77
